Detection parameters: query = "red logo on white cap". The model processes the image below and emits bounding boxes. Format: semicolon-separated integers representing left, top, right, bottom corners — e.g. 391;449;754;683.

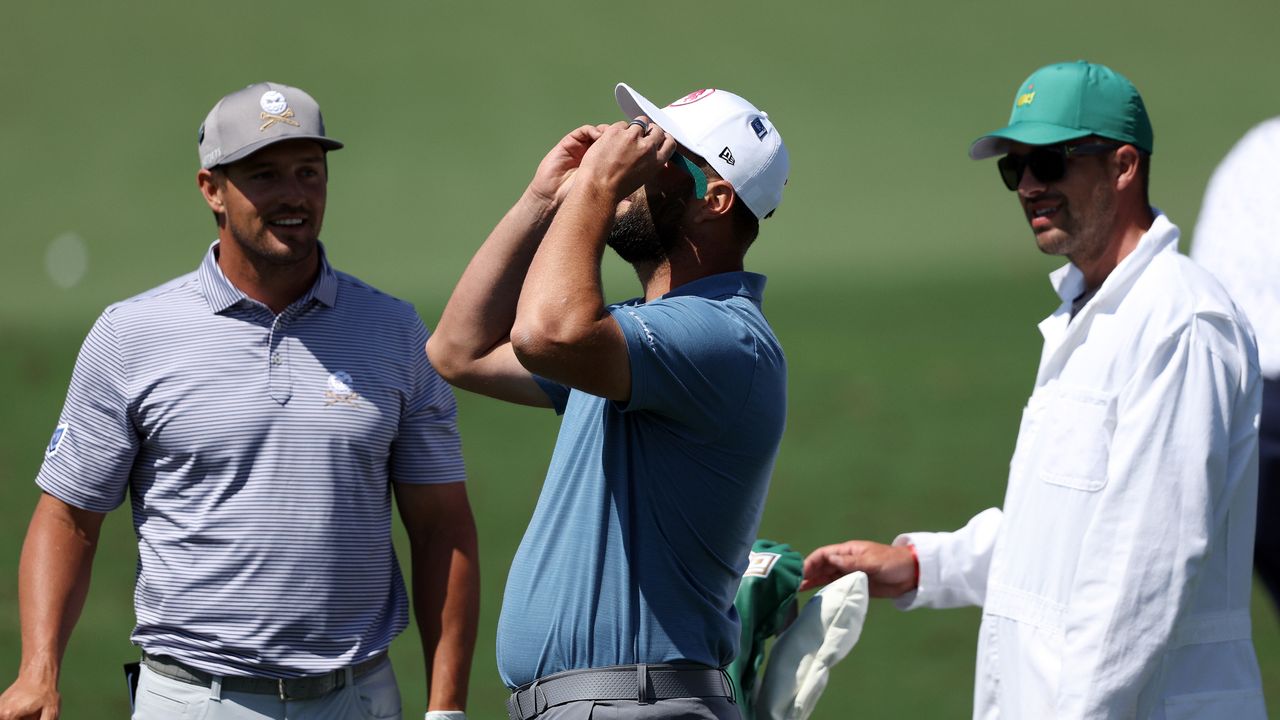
669;89;716;107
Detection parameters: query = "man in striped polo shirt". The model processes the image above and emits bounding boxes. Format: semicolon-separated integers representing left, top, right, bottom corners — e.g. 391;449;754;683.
0;83;479;720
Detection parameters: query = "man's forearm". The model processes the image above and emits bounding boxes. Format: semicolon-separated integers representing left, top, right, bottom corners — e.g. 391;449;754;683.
429;189;555;371
515;183;612;342
510;182;618;378
15;494;104;686
413;521;480;711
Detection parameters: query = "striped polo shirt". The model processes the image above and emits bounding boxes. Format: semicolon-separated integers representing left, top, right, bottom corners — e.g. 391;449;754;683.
36;243;466;678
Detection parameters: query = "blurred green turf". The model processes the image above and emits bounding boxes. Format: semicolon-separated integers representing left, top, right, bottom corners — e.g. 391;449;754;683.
3;0;1279;717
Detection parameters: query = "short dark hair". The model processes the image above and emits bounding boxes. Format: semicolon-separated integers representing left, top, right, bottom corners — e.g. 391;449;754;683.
730;196;761;246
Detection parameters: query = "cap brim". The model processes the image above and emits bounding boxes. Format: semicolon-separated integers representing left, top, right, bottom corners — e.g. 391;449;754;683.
968;123;1092;159
211;135;344;168
615;83;697;151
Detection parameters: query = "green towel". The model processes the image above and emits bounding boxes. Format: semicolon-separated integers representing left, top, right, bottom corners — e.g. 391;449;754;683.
727;538;803;720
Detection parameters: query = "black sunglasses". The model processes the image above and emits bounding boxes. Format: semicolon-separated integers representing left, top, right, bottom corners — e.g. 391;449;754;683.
997;142;1120;191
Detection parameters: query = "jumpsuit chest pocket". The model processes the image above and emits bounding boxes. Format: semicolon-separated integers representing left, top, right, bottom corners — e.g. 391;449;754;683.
1027;384;1117;492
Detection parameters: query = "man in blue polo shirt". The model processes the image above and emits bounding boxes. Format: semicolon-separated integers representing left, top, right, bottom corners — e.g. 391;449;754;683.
0;83;479;720
428;84;790;720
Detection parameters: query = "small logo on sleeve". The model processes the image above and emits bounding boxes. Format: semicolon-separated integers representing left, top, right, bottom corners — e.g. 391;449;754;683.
323;371;361;406
744;551;781;578
46;423;69;457
625;310;657;348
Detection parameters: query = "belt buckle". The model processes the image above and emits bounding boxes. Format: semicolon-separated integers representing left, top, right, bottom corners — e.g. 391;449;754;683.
279;672;340;702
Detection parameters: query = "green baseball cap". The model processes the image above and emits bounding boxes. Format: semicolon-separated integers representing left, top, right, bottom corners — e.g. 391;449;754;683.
969;61;1153;159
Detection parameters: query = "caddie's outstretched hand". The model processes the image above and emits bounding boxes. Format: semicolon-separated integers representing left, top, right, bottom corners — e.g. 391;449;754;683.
801;540;917;598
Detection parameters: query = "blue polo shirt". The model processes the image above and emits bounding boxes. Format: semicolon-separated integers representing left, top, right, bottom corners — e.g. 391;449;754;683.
496;272;787;688
36;243;466;678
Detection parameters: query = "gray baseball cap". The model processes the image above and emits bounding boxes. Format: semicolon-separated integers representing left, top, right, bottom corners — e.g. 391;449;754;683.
197;82;343;169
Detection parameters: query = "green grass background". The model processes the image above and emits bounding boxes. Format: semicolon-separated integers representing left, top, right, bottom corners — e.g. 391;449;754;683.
2;1;1278;717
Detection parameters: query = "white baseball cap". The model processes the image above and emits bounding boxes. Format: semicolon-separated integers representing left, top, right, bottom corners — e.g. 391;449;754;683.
615;83;789;219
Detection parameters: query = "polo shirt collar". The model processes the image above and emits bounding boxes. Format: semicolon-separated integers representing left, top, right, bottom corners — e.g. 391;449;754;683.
660;271;767;306
197;241;338;314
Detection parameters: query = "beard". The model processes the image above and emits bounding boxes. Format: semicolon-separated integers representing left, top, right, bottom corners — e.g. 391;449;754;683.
1032;182;1116;265
225;205;321;267
605;189;685;264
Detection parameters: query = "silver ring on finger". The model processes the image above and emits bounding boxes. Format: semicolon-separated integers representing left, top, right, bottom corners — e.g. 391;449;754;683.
627;119;650;135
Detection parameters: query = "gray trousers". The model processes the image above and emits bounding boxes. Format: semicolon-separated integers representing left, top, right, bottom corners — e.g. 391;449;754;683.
132;658;402;719
533;697;740;720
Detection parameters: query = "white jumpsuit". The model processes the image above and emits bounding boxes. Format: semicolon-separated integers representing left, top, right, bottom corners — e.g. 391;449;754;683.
898;215;1267;719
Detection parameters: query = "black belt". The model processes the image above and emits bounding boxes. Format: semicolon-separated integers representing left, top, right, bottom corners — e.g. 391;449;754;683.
506;663;734;720
141;652;387;701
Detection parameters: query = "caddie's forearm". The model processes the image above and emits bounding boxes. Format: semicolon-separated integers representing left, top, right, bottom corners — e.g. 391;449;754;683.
16;494;104;684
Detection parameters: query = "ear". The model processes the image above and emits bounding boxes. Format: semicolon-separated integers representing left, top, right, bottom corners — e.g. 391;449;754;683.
1113;144;1142;193
197;168;225;214
694;179;736;223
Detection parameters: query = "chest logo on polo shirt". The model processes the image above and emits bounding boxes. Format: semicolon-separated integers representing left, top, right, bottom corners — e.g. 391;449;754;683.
323;371;361;406
744;551;781;578
45;423;69;457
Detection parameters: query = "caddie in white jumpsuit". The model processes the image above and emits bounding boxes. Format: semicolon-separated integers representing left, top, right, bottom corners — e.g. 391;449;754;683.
802;61;1266;719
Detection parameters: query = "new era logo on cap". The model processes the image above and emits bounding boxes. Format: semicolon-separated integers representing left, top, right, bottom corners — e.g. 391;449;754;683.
615;82;789;219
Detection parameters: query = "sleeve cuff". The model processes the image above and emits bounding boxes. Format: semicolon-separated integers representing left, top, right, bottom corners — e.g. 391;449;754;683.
891;532;940;611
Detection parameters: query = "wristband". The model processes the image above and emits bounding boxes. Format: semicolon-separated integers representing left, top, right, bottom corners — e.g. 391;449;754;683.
425;712;466;720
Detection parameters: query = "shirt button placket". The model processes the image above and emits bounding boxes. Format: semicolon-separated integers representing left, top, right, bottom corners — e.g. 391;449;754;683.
268;313;293;405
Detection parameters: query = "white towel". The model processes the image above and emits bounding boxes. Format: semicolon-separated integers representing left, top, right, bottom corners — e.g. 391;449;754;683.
755;571;869;720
